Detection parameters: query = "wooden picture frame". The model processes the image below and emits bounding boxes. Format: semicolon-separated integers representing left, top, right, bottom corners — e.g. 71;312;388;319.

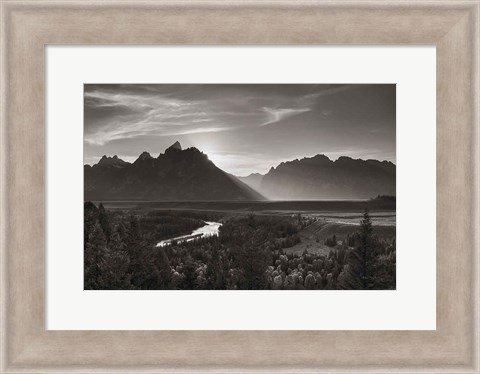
0;0;478;372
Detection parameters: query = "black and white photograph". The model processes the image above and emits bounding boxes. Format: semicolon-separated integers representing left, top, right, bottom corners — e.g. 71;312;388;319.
84;84;396;290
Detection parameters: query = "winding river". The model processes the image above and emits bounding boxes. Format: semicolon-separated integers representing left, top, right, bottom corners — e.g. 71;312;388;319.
156;221;222;248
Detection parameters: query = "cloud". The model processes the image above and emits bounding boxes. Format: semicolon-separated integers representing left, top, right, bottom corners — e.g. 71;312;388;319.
85;84;349;145
86;85;349;144
260;107;311;126
84;123;232;146
84;88;245;145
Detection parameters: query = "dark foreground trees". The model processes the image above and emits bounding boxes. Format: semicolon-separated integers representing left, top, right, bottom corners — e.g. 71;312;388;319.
337;208;375;289
84;203;176;289
84;202;396;290
337;209;396;289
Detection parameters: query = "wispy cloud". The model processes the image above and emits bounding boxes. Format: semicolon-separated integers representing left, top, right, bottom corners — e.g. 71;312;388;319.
260;107;311;126
85;84;352;145
84;84;354;144
256;85;354;127
84;88;244;145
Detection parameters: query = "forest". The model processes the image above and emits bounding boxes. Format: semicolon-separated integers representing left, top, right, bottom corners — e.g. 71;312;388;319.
84;202;396;290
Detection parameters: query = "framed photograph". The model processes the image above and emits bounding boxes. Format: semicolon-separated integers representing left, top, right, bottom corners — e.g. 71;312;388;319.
81;82;398;292
1;1;478;373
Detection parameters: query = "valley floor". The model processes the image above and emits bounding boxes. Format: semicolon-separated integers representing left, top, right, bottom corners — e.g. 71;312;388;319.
97;200;396;257
284;218;396;256
85;199;396;290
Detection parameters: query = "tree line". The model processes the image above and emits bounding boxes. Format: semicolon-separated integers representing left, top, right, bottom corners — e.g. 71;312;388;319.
84;202;396;290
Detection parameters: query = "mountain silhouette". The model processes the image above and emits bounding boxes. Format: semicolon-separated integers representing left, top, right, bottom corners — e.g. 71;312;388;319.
96;155;131;168
258;154;396;200
168;141;182;151
84;142;265;201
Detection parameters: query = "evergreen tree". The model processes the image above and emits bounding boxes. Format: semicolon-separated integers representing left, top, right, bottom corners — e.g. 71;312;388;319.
84;201;99;246
358;208;373;288
182;256;197;289
127;241;157;289
127;215;141;246
125;215;141;261
84;222;107;289
371;238;396;289
337;208;376;289
154;246;172;289
98;225;131;289
324;234;337;247
206;247;227;289
98;203;112;241
235;228;271;290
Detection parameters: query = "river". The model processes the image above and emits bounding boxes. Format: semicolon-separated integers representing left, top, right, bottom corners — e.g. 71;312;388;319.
156;221;222;248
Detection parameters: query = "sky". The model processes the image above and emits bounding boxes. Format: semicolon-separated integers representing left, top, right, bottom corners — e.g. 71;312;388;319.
84;84;396;176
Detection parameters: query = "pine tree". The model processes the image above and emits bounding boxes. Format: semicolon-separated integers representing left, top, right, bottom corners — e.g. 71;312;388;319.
235;228;271;290
98;203;112;241
120;215;157;289
98;225;131;289
358;208;373;288
154;246;172;289
337;208;375;289
371;238;396;289
84;201;99;247
127;215;140;246
127;241;157;289
206;247;227;289
84;222;107;289
125;215;141;260
182;255;197;289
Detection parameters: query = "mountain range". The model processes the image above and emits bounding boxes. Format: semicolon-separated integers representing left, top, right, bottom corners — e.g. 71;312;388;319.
84;142;264;201
238;155;396;200
85;141;395;201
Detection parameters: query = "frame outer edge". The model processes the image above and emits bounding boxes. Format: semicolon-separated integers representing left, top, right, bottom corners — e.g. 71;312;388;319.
473;3;480;373
1;1;9;374
1;1;480;373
